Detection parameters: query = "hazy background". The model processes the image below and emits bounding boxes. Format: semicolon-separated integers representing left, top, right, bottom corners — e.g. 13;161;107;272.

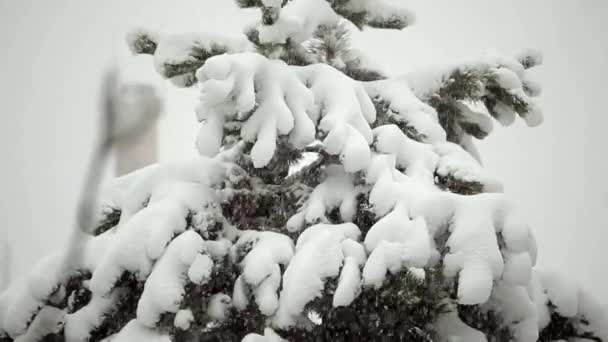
1;0;607;305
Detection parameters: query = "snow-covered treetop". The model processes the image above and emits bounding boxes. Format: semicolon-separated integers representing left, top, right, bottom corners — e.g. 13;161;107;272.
126;0;544;159
3;2;605;342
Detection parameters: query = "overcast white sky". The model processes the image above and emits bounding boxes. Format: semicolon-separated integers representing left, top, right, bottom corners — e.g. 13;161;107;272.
0;0;607;305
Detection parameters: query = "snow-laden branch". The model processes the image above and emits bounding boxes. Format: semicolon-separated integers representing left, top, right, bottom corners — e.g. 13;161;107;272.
126;29;251;87
405;51;544;149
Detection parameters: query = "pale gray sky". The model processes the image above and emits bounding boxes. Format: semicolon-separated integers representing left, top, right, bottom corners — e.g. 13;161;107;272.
1;0;607;305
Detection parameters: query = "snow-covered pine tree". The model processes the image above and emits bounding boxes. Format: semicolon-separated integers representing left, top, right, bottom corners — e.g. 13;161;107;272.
1;1;606;341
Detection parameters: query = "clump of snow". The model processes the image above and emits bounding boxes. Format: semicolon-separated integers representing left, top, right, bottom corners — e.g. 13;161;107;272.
487;281;538;342
56;158;223;338
254;264;282;316
64;291;120;341
0;254;65;337
196;53;316;167
101;168;204;231
188;253;214;285
333;239;366;307
233;275;250;311
409;267;426;281
365;154;406;216
13;307;65;342
502;252;533;286
0;231;116;340
118;158;225;222
373;124;438;182
196;53;380;173
521;102;544;127
491;101;517;126
274;223;362;328
434;142;503;192
495;269;608;341
257;0;339;45
365;79;445;143
373;122;501;193
125;27;159;54
517;48;544;69
233;231;294;288
360;140;535;306
207;293;233;322
229;231;293;316
287;165;357;231
522;78;542;97
97;164;155;210
205;239;233;260
576;290;608;340
296;63;376;172
413;193;536;305
137;230;204;327
363;208;431;287
454;101;494;138
529;270;608;340
539;270;580;317
526;271;551;329
89;200;188;296
492;67;523;90
231;231;293;315
173;309;194;330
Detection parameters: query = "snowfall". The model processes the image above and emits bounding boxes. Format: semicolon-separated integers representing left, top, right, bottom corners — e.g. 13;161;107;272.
0;0;606;341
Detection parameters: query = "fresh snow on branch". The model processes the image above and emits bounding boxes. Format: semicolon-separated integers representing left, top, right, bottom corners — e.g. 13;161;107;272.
405;52;544;129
